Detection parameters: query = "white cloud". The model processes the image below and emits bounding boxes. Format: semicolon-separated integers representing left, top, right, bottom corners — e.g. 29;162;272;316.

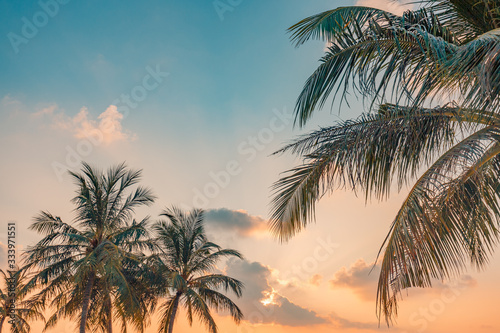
38;105;135;144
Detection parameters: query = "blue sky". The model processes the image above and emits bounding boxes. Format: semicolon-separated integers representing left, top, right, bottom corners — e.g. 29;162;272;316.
1;1;499;332
1;0;335;129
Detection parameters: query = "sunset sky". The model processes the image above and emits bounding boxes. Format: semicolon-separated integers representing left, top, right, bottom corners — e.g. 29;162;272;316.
0;0;499;332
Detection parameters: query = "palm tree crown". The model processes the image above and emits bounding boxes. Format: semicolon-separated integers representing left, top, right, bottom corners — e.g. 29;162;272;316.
271;0;500;324
22;162;156;333
153;207;244;333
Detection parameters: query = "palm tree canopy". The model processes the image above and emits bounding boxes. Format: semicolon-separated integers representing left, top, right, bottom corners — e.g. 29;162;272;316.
22;162;156;332
271;0;500;325
153;207;244;333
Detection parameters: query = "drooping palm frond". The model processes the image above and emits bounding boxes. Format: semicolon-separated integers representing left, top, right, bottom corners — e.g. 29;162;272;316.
376;125;500;323
271;105;500;240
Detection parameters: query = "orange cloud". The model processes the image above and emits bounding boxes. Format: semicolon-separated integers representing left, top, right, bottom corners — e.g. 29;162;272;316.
329;259;378;301
309;274;323;286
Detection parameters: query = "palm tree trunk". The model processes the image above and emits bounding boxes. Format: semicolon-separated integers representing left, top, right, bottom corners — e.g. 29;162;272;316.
79;272;95;333
106;296;112;333
167;293;181;333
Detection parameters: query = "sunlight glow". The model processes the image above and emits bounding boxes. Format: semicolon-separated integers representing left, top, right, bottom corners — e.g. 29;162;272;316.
260;289;278;306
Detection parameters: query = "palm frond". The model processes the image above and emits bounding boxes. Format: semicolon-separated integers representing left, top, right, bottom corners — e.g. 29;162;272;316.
271;105;497;240
377;125;500;323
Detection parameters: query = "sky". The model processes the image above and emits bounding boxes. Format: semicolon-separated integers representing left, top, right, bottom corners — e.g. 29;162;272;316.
0;0;499;332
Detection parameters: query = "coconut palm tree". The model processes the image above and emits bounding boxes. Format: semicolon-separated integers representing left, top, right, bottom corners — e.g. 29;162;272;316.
270;0;500;324
153;207;244;333
83;258;159;333
0;268;44;333
22;162;156;333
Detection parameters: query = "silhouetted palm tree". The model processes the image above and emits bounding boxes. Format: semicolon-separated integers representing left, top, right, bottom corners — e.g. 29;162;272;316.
22;162;156;333
153;207;244;333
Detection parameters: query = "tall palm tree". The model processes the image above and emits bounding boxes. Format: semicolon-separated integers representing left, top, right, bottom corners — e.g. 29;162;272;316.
22;162;156;333
0;269;44;333
271;0;500;324
153;207;244;333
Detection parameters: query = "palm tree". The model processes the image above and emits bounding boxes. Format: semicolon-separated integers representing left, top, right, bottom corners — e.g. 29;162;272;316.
0;269;44;333
153;207;244;333
270;0;500;324
22;162;156;333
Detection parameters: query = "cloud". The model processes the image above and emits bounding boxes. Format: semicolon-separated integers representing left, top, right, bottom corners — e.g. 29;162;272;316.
309;274;323;286
32;104;58;117
430;274;477;292
35;104;134;144
355;0;413;15
1;95;26;118
205;208;268;237
329;259;379;301
224;258;327;327
329;259;477;301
